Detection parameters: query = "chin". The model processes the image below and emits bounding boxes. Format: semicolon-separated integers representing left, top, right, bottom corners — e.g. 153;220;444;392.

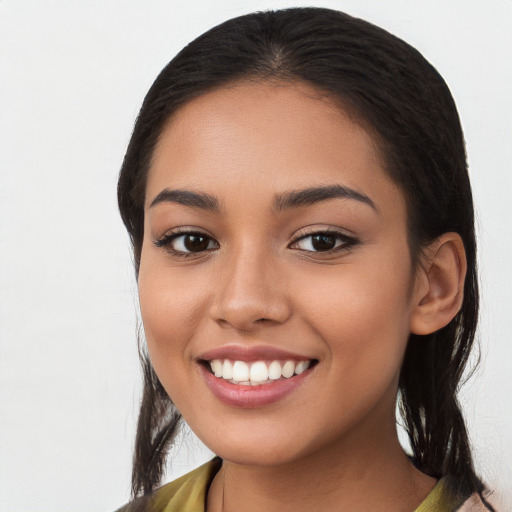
216;446;302;467
201;429;317;468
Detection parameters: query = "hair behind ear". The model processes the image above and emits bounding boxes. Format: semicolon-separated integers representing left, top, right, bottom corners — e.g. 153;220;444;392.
399;233;494;506
398;328;492;506
131;329;181;501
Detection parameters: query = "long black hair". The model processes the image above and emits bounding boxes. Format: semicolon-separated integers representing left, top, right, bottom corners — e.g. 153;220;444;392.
118;7;493;509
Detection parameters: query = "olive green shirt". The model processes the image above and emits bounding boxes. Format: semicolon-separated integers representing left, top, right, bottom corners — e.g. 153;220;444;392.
123;458;477;512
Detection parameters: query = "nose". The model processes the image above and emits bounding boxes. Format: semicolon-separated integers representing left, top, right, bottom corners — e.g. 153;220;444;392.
210;243;292;332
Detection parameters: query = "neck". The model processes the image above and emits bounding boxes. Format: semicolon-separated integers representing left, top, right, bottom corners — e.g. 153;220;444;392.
207;417;436;512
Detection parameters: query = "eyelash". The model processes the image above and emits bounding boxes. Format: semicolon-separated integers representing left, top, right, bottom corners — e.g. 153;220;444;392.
289;228;359;255
153;228;359;258
153;228;218;258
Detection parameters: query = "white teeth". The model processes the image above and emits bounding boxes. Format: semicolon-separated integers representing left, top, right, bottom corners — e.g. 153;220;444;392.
211;359;223;378
281;360;295;378
222;360;233;380
208;359;312;384
232;361;250;382
250;361;269;382
268;361;282;380
295;360;309;375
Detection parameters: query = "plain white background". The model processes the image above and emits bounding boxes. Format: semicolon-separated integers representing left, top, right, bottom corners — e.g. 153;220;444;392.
0;1;511;510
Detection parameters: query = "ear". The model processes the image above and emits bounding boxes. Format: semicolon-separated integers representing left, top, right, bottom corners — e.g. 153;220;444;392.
410;233;467;335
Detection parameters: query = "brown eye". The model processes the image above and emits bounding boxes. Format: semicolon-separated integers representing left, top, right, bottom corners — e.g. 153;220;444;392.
182;234;211;252
291;231;358;253
311;234;336;251
154;231;219;255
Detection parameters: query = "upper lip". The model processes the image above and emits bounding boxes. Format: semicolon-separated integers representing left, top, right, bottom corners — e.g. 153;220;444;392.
198;345;314;362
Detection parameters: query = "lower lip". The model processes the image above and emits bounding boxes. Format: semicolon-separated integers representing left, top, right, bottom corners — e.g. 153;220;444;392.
198;364;313;408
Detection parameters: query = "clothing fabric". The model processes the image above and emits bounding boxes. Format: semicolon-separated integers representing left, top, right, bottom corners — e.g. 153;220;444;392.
120;458;488;512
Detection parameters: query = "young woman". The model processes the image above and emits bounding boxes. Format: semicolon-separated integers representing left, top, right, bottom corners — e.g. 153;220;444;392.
117;7;495;512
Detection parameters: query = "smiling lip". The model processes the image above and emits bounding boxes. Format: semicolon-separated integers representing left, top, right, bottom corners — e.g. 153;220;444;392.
199;364;313;408
197;345;315;408
198;345;312;362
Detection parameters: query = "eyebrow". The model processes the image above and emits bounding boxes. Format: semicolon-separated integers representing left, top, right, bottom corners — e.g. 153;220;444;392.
149;184;376;213
149;188;220;212
273;185;376;212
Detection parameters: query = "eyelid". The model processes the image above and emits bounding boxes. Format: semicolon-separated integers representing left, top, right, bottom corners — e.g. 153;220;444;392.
153;226;214;243
290;225;355;241
288;226;359;253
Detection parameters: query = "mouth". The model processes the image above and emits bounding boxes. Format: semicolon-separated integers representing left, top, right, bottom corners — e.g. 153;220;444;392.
197;347;318;408
202;358;317;385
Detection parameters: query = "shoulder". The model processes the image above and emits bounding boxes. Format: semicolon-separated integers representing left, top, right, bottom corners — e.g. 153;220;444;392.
151;458;221;512
115;458;222;512
416;477;493;512
456;494;495;512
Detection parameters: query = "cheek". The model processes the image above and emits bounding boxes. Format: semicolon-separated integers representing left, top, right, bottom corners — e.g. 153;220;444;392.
296;254;414;377
137;257;209;387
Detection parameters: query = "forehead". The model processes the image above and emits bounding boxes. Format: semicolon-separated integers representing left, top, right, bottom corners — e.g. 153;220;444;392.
146;81;403;213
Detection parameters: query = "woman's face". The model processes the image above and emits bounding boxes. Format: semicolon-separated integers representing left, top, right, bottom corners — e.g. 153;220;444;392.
139;81;421;466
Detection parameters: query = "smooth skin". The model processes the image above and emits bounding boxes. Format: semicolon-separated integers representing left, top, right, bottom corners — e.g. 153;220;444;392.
138;81;466;512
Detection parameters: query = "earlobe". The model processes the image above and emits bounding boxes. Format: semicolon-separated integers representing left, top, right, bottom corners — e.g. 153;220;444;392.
410;233;467;335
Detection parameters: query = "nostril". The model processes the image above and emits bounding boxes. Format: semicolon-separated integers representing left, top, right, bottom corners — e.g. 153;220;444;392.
212;294;292;330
